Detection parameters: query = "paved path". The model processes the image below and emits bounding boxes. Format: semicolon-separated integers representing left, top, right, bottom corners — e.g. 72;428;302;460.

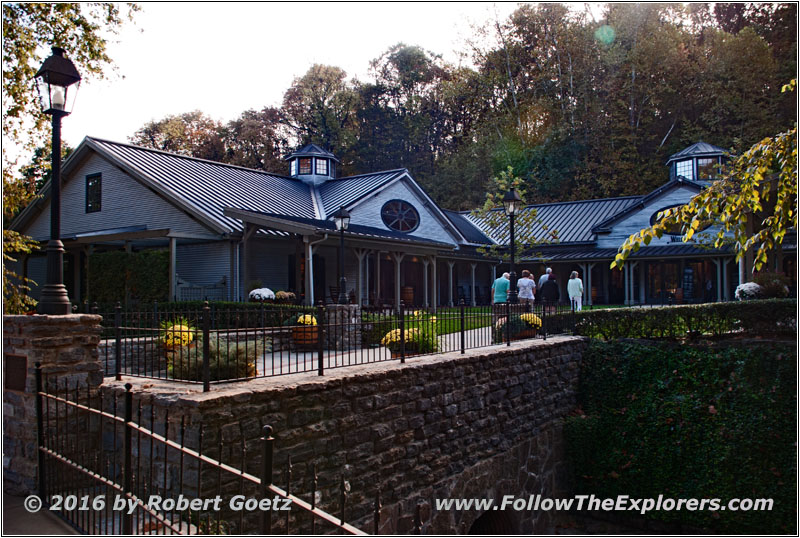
3;493;78;535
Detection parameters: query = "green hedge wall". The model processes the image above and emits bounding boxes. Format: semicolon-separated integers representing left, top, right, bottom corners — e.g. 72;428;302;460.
88;250;169;305
565;340;797;533
563;299;797;340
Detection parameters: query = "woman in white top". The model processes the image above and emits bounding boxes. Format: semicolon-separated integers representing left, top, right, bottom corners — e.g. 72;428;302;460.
517;269;536;305
567;271;584;311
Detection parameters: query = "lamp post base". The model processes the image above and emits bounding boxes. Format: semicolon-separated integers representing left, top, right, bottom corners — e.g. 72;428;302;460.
37;239;72;315
338;277;348;304
37;285;72;315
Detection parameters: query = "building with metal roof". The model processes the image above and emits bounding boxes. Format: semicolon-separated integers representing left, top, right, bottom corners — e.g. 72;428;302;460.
10;137;794;308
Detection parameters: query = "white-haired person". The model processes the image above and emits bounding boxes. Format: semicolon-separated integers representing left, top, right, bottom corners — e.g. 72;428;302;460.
568;270;584;311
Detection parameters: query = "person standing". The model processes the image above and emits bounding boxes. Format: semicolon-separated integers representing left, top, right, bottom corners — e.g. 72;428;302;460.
538;267;552;291
491;272;510;304
517;269;536;306
568;270;584;311
540;273;560;312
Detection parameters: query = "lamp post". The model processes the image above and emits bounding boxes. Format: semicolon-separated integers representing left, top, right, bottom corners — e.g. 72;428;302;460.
332;206;350;304
35;46;81;315
502;188;522;304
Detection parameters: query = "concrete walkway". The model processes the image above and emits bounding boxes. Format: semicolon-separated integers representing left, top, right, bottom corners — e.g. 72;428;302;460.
2;493;78;535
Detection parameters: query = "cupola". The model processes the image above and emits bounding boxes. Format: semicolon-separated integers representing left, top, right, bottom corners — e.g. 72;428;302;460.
284;144;339;186
666;141;727;182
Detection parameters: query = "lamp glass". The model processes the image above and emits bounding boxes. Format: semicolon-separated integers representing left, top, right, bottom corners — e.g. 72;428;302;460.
36;77;80;115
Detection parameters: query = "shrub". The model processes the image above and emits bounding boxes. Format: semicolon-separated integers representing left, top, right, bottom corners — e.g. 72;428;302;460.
274;290;296;304
380;327;437;354
249;288;275;301
570;299;795;340
752;271;792;299
565;340;797;534
735;282;763;300
167;337;264;381
492;313;541;343
361;312;397;347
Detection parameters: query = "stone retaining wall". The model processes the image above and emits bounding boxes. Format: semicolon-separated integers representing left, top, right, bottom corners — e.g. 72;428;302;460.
108;335;587;533
3;314;103;494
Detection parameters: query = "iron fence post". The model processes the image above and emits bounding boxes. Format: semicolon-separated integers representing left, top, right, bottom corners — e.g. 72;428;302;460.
542;301;547;341
317;303;325;376
459;299;465;354
34;363;46;500
114;302;122;380
399;301;405;363
374;488;382;534
123;383;133;535
260;425;274;534
505;300;511;346
202;301;210;392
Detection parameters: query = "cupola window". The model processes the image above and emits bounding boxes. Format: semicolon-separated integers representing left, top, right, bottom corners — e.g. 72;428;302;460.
381;200;419;233
697;157;717;179
298;158;312;175
315;158;328;175
675;159;693;180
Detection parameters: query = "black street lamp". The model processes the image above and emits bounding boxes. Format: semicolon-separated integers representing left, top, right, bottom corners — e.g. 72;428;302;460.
502;188;523;304
35;46;81;315
332;206;351;304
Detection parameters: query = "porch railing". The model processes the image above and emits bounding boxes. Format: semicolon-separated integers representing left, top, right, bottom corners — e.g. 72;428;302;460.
91;300;576;390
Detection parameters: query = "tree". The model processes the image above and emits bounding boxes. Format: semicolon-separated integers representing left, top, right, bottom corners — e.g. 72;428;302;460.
2;3;138;313
221;108;287;173
129;110;225;160
611;81;797;275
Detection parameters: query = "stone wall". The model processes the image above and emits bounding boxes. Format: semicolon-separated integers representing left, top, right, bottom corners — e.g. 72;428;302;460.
108;335;586;533
3;314;103;494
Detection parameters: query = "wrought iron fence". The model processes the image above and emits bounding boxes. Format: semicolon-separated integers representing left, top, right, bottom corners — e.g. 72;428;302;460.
35;365;369;535
91;300;576;389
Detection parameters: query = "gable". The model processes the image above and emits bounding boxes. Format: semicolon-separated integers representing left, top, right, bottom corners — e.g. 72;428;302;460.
347;177;461;245
595;184;707;249
22;151;220;240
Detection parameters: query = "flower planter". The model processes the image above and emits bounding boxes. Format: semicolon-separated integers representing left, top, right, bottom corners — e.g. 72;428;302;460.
390;351;420;359
513;329;538;340
292;326;319;349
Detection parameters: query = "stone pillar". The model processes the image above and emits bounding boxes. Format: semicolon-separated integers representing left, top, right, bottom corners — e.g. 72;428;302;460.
323;305;361;350
3;314;103;494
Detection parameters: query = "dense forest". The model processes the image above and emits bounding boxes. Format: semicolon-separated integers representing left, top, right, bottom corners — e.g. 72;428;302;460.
128;3;797;210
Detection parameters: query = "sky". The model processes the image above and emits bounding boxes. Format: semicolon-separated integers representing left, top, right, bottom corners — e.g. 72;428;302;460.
61;2;540;150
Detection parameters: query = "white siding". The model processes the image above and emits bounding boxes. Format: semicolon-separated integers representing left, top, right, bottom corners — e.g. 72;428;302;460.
348;179;459;245
24;152;217;240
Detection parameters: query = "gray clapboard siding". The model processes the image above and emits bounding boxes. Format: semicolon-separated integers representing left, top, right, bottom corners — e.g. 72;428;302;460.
25;152;218;240
596;185;706;249
349;180;459;245
248;238;294;291
175;242;230;287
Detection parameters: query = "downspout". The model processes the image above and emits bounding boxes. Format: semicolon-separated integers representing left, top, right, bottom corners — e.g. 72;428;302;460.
306;233;329;305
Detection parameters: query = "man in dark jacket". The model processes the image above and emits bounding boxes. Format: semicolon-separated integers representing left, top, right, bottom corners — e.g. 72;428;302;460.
539;274;560;312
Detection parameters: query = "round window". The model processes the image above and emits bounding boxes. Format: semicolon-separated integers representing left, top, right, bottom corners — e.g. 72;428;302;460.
381;200;419;233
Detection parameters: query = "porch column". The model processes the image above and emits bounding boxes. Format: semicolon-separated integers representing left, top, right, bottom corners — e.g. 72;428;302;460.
242;223;251;298
623;264;629;305
714;258;722;303
392;252;406;310
422;258;430;307
304;237;315;306
355;249;368;306
470;263;477;306
431;256;437;312
723;258;731;301
229;241;236;300
169;236;177;301
738;257;746;285
639;263;646;305
374;250;382;306
630;262;639;305
447;260;455;307
586;263;596;306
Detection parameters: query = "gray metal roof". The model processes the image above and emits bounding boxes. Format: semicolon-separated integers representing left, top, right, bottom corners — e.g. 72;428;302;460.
317;170;405;217
667;141;728;164
442;210;493;244
466;196;643;245
88;138;318;233
284;143;340;162
522;243;732;262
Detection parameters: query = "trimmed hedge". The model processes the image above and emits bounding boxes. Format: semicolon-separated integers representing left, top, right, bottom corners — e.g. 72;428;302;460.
563;299;796;340
565;340;797;534
88;250;169;304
